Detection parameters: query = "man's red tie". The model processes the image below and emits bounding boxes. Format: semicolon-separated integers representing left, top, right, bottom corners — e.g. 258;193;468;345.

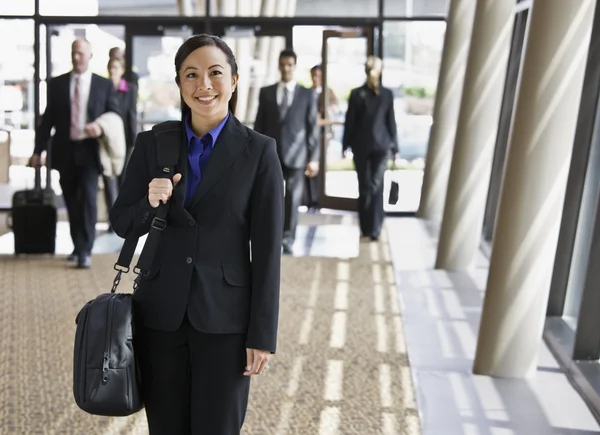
70;76;81;141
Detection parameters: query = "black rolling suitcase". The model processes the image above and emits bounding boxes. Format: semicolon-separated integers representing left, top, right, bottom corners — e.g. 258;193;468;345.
9;165;58;255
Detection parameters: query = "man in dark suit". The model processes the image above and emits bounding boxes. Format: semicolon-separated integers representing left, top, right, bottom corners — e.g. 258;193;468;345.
30;38;119;268
254;50;319;254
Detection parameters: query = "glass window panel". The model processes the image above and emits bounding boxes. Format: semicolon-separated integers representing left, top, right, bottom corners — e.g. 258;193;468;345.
563;144;600;330
211;0;377;17
321;35;368;200
133;35;185;130
131;33;283;131
46;25;125;78
222;35;285;127
40;0;205;16
0;1;34;15
385;0;448;17
382;21;445;212
0;19;35;165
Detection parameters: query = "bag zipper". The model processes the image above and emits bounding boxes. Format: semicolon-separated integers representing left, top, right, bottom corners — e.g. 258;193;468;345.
75;302;92;404
102;295;116;384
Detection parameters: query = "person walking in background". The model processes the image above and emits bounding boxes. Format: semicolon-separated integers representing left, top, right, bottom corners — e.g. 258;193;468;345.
108;46;139;85
100;55;138;229
310;64;339;122
343;55;399;242
110;34;283;434
254;49;319;254
107;56;138;180
29;38;119;268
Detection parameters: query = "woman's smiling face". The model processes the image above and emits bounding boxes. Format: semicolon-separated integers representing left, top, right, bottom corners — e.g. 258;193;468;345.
178;45;238;119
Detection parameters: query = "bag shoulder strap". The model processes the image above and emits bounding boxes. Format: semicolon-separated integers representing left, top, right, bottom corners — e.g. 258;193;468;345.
113;122;183;290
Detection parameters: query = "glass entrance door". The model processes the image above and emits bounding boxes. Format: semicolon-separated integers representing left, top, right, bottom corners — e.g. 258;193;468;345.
320;28;373;211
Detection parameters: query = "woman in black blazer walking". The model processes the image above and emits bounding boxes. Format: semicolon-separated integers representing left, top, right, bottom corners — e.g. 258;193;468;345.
109;34;284;434
108;57;138;156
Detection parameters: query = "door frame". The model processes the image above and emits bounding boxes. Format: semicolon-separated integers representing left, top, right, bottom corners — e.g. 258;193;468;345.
319;27;374;211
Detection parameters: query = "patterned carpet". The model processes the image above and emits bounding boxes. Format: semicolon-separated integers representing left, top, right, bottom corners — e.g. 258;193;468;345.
0;233;420;434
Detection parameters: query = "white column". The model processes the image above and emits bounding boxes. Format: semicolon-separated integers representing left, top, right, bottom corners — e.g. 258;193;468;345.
434;0;514;270
473;0;596;378
287;0;297;16
417;0;477;220
176;0;193;15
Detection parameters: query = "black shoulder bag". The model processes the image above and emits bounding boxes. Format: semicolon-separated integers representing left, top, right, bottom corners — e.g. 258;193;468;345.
72;121;181;416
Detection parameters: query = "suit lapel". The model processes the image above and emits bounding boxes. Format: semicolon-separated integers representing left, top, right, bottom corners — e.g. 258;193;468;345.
189;116;250;209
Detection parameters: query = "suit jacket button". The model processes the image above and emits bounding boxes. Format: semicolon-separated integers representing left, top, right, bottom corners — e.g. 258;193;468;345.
189;220;195;226
186;257;193;264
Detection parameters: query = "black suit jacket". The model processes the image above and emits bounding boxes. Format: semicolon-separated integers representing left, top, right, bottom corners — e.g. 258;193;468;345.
254;83;319;169
109;116;284;353
34;72;119;172
116;81;138;150
342;84;399;156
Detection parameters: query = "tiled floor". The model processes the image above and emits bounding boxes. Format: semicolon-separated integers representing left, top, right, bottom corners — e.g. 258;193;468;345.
386;217;600;435
0;211;418;435
0;203;598;434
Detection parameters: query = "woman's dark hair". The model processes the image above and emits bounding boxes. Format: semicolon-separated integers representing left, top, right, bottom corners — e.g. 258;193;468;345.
174;33;239;117
107;57;124;72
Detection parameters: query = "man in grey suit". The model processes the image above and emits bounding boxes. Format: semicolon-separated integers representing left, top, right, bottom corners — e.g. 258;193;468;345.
254;50;319;254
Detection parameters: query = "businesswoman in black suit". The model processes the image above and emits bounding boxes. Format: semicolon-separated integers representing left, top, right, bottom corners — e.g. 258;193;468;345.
343;55;399;241
108;57;138;156
103;57;138;221
109;34;284;434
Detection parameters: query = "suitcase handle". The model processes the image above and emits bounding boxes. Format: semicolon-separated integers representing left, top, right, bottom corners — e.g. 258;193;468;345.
34;167;42;191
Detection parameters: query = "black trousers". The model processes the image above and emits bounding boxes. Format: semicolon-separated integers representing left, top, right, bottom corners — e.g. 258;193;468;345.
59;162;100;255
134;315;251;435
354;150;389;238
282;166;305;246
302;173;320;209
